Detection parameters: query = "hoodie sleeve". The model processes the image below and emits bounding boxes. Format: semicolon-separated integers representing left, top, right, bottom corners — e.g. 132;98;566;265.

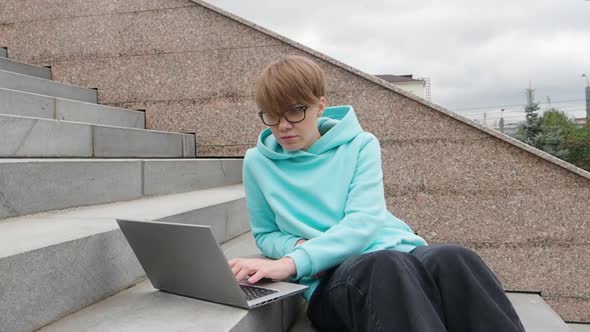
285;134;386;279
243;152;301;259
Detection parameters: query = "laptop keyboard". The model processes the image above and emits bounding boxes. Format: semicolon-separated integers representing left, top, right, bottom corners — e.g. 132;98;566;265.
240;285;278;301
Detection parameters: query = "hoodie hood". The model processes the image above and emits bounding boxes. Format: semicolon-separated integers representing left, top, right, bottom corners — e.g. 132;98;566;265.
256;105;363;160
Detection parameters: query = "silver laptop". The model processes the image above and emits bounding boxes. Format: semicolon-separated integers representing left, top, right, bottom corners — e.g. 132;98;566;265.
116;218;308;309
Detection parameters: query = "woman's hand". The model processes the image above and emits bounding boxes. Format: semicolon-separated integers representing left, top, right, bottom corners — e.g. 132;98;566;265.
228;257;297;284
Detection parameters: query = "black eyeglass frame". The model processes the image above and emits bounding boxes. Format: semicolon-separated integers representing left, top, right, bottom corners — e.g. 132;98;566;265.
258;105;308;126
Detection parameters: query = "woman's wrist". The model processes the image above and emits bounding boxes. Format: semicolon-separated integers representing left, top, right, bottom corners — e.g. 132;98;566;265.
280;256;297;276
295;238;307;246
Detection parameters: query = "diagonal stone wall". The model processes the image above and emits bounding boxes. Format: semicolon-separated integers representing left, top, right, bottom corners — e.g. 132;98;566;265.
1;0;589;322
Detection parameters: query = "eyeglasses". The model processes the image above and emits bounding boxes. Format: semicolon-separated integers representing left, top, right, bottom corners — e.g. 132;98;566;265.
258;105;307;126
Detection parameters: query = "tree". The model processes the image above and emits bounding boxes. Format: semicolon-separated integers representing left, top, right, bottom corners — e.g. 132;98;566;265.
563;122;590;171
537;110;571;160
515;88;543;148
514;87;590;171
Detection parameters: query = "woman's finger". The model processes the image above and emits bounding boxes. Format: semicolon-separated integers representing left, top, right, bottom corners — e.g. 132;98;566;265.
228;258;238;267
235;266;251;282
248;270;265;284
231;264;242;276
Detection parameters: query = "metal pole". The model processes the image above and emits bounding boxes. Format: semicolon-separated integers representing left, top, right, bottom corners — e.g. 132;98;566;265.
582;74;590;123
500;109;505;133
586;86;590;123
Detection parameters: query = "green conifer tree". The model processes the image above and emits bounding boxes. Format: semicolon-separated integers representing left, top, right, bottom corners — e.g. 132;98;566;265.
515;87;542;148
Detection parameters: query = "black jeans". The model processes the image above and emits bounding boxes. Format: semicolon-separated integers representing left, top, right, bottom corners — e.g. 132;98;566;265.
307;244;525;332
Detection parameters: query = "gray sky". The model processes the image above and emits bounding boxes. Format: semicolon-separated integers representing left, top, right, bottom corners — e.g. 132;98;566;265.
205;0;590;126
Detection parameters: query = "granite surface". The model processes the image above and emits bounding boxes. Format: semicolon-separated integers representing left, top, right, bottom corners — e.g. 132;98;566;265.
388;188;590;244
102;88;491;149
544;297;590;323
106;97;264;147
42;47;379;104
381;137;588;194
470;243;590;296
0;0;193;24
196;144;252;157
2;6;281;63
471;243;590;322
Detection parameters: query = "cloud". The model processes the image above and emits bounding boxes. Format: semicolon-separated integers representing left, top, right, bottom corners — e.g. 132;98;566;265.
206;0;590;120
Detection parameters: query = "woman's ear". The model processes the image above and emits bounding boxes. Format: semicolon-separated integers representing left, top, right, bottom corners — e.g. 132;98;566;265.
318;96;327;117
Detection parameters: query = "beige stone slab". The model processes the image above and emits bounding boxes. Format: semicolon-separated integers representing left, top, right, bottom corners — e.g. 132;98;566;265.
46;46;378;105
111;96;263;147
0;0;192;24
0;24;14;49
5;6;281;63
106;94;488;152
47;47;281;103
544;297;590;323
329;89;490;141
462;243;590;301
420;241;590;323
380;138;590;194
196;144;251;157
386;188;590;244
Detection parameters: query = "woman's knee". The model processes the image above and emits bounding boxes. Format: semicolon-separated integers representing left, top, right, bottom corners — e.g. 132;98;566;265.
419;244;486;273
341;250;417;281
356;250;412;268
431;244;478;261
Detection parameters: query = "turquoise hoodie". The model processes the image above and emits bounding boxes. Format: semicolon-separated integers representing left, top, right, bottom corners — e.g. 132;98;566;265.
242;105;427;300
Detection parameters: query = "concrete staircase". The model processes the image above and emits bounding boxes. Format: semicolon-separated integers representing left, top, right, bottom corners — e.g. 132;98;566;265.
0;48;585;332
0;49;296;332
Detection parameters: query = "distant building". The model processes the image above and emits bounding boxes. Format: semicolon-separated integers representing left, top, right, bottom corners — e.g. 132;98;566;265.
376;74;431;101
575;117;587;127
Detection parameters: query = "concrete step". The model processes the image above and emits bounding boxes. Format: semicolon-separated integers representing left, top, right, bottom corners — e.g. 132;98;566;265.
0;113;194;158
0;88;145;128
0;56;51;79
0;69;97;103
0;185;250;332
37;232;302;332
17;225;574;332
508;293;569;332
289;292;570;332
36;232;572;332
0;158;243;219
0;47;6;58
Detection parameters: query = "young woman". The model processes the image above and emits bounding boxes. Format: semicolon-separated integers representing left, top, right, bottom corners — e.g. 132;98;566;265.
229;55;524;332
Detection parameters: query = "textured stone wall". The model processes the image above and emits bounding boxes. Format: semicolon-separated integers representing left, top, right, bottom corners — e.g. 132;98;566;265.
1;0;589;321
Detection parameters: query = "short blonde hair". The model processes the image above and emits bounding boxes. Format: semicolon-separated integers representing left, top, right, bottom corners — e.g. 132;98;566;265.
255;55;326;115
